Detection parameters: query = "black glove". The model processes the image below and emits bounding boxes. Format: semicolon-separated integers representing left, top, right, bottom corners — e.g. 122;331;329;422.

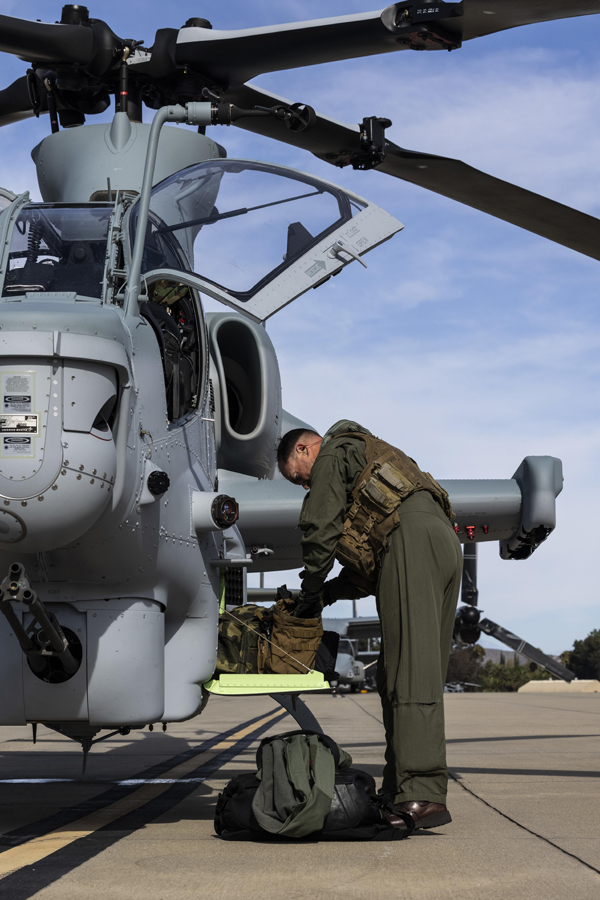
293;588;324;619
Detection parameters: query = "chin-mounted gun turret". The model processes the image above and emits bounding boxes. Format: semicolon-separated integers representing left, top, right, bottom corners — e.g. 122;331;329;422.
0;563;81;683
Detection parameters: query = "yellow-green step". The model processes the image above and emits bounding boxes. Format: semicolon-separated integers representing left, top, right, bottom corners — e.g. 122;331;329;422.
203;672;329;695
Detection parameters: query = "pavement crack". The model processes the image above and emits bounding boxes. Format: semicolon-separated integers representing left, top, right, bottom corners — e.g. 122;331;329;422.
346;696;384;725
448;771;600;877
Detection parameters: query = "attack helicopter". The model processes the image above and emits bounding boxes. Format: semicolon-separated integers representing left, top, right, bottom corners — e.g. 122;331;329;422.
0;2;595;760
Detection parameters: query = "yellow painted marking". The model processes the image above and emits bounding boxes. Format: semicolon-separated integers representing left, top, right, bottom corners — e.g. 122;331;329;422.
0;709;283;878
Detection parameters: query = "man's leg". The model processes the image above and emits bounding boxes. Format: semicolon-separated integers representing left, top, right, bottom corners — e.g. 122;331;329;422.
377;492;462;806
376;643;396;797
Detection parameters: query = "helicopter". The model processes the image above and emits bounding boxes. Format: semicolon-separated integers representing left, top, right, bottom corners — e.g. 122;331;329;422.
0;2;594;759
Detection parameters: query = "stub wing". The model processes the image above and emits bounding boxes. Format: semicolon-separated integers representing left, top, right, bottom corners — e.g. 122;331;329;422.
221;455;563;571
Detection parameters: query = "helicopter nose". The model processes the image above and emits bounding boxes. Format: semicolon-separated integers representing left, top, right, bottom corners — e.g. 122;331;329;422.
0;357;118;552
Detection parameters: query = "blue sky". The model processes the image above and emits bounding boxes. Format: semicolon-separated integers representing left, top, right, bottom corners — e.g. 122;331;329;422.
1;2;599;654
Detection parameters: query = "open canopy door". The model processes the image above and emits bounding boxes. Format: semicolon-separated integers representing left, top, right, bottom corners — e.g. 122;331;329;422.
133;158;403;322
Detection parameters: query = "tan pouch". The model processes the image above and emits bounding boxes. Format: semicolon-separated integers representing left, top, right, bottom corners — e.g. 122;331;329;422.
260;599;323;675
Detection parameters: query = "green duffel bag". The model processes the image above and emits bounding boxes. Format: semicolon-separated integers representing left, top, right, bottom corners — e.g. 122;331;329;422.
215;604;273;675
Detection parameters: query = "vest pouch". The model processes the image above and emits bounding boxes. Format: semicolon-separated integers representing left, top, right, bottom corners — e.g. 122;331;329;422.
261;599;323;675
360;461;414;515
336;525;378;580
376;461;416;495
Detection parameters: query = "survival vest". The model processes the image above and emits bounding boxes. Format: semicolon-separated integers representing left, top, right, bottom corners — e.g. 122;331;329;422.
334;430;454;580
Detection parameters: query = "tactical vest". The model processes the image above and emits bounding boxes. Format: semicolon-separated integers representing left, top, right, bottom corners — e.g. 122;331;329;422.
334;432;454;580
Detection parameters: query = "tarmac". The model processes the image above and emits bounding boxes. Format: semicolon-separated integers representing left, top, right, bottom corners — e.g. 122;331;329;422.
0;690;598;900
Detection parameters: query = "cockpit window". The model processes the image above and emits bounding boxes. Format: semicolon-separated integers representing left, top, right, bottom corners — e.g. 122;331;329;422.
338;639;355;657
132;160;366;301
2;204;111;299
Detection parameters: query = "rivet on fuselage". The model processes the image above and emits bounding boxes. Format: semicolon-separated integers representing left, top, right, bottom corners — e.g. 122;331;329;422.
38;496;44;501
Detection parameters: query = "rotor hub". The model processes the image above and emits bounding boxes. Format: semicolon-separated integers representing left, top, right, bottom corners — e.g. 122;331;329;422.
60;5;90;26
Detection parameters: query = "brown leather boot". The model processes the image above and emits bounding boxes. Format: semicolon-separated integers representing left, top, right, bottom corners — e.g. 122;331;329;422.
398;800;452;828
386;800;452;830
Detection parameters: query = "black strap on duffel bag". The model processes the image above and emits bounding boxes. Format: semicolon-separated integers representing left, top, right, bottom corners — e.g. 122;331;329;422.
214;729;414;841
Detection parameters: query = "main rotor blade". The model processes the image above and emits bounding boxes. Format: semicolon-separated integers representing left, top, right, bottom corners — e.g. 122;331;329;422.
0;14;93;66
478;617;575;682
0;76;42;127
462;0;600;40
176;10;401;84
379;146;600;261
228;83;600;262
176;2;600;85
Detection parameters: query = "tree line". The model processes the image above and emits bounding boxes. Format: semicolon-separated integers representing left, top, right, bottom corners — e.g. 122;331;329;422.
446;628;600;692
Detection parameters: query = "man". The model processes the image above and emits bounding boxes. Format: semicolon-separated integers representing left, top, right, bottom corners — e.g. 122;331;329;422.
277;419;462;830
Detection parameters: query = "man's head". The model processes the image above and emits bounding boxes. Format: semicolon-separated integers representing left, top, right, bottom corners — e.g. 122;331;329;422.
277;428;323;489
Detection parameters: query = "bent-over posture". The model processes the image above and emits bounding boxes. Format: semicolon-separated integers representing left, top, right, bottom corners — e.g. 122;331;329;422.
277;419;462;830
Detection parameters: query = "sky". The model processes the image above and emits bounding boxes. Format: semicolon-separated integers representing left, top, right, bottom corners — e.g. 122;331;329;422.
1;1;599;654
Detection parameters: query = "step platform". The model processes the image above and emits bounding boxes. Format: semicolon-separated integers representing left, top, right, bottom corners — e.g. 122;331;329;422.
203;671;329;695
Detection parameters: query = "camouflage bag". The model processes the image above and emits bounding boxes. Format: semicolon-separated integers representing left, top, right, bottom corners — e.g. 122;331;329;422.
260;598;323;675
215;605;273;675
215;590;324;677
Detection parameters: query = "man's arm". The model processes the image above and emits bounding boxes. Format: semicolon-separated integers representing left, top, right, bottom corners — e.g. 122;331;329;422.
323;567;375;605
298;449;349;593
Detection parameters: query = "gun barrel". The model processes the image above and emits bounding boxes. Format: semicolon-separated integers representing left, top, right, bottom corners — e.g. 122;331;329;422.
23;592;79;675
23;591;66;653
0;593;49;675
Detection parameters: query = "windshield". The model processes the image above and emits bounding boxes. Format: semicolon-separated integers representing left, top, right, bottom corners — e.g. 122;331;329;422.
338;639;355;657
134;160;366;301
2;205;111;300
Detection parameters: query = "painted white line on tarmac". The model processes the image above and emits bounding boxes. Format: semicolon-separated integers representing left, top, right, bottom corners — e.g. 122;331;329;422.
0;778;206;785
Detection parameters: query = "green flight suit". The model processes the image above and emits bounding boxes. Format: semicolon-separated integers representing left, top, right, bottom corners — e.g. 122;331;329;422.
299;421;462;804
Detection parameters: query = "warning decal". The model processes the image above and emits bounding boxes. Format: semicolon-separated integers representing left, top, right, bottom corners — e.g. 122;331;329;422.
2;435;34;457
0;414;39;434
2;374;33;413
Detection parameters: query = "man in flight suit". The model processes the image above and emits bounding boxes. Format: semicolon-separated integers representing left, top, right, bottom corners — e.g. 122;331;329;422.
277;420;463;830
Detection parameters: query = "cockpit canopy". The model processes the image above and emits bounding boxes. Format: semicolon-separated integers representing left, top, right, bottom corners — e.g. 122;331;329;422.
133;159;367;301
2;204;111;300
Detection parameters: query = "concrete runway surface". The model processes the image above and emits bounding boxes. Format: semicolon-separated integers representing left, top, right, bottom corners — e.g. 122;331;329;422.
0;691;598;900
